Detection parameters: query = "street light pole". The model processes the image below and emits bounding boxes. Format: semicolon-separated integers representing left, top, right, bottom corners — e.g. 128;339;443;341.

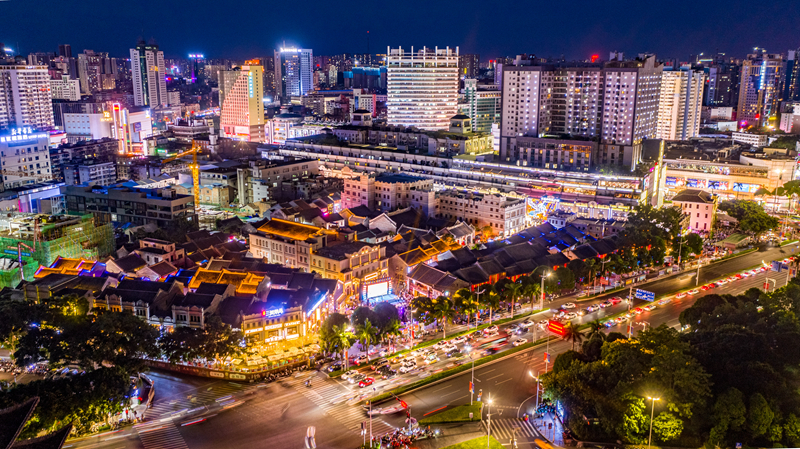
648;397;660;449
540;272;550;310
487;398;493;449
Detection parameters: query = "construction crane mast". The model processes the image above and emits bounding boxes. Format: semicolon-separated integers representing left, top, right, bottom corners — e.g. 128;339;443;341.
162;141;201;215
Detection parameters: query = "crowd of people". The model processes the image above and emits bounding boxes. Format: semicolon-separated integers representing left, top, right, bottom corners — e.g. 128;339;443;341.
378;426;436;448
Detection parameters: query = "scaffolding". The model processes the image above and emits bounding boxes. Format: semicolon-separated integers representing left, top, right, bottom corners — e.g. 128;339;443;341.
0;213;114;287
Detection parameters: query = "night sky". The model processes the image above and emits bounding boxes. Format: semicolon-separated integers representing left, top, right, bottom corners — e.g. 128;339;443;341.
2;0;798;61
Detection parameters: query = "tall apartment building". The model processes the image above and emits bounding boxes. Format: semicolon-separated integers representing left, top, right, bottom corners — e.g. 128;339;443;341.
462;79;501;133
386;46;459;131
703;63;741;107
49;75;81;101
77;50;115;94
341;172;433;212
499;56;662;171
784;49;800;102
130;40;167;107
458;54;480;78
0;65;55;131
219;63;265;142
274;47;313;103
656;69;705;141
737;51;783;128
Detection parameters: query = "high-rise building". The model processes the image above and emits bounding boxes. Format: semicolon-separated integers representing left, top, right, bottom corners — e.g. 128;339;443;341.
783;49;800;102
219;62;265;142
462;79;501;133
499;55;662;171
0;65;55;131
77;50;114;94
656;68;705;141
130;40;167;108
274;47;313;103
737;51;783;128
58;44;72;58
703;62;740;107
458;54;480;79
50;75;82;101
386;46;459;131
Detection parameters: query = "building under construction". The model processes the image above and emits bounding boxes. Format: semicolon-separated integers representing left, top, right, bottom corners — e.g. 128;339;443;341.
0;213;114;287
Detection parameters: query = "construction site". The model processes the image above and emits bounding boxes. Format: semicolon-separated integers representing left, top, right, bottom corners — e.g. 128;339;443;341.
0;213;114;287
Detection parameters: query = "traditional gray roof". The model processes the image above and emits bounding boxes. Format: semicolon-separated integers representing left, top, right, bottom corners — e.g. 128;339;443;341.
672;189;714;204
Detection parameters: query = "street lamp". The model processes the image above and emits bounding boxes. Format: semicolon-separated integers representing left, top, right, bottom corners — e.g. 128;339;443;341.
466;346;477;404
529;371;541;412
647;396;661;449
540;272;551;310
487;398;493;449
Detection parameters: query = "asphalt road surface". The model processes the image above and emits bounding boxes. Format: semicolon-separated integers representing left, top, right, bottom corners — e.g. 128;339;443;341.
64;243;796;449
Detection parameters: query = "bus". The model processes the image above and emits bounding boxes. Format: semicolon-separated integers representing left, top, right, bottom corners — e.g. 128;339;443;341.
477;331;509;350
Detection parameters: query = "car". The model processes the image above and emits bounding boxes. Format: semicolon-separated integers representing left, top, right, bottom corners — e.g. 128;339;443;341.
422;348;436;357
381;369;397;380
358;377;375;388
325;362;343;373
625;311;636;319
371;359;389;371
484;346;501;356
468;331;482;340
634;307;644;314
399;364;416;374
355;355;369;365
563;302;577;309
445;349;462;358
676;292;687;299
341;371;355;381
644;304;657;311
609;297;623;305
602;320;615;328
442;344;458;353
389;355;405;364
658;298;672;305
453;335;468;344
566;312;578;319
434;341;449;349
520;319;534;328
700;284;710;291
511;338;527;347
349;373;367;384
741;271;751;278
586;304;600;313
687;289;700;295
717;279;728;285
424;353;439;364
728;276;737;282
484;325;499;334
615;316;628;324
507;324;520;332
600;300;613;308
377;364;393;374
484;329;499;337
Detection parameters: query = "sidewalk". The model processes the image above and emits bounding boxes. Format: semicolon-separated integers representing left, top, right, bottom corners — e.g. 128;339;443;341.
534;412;567;447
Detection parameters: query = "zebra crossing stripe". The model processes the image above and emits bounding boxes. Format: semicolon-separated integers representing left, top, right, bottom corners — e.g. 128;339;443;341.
485;418;540;441
137;421;189;449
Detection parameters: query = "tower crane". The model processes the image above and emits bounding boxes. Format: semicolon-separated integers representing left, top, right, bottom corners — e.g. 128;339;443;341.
162;141;201;215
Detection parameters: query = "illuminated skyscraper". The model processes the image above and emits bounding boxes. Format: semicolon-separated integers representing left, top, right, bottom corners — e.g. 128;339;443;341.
386;46;459;131
656;68;705;141
737;50;783;128
220;62;265;142
130;40;167;107
0;65;55;131
274;47;313;103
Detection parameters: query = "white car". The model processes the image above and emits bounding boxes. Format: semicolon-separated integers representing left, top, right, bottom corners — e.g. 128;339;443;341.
434;341;449;349
442;344;458;353
511;338;528;347
484;325;499;334
566;312;578;319
562;302;577;309
453;335;468;344
687;289;700;295
399;362;417;374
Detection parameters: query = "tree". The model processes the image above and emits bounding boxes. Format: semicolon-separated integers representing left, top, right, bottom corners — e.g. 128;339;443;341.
504;281;523;318
192;316;244;363
748;392;774;439
318;313;350;354
480;286;501;324
453;288;478;329
331;324;354;370
586;319;604;340
431;296;456;338
719;200;779;238
652;412;684;442
373;302;400;333
381;319;402;345
351;306;379;329
561;323;584;351
355;319;379;351
708;387;747;447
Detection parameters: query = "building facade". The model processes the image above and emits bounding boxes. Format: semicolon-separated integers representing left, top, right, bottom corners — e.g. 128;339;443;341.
130;41;167;108
63;185;195;227
0;128;53;189
462;79;501;133
386;46;459;131
656;69;705;141
342;172;434;211
49;75;81;101
274;48;313;103
737;51;783;128
0;65;55;131
220;64;265;142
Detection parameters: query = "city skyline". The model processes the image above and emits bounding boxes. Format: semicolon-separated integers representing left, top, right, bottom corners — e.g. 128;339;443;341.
2;0;799;61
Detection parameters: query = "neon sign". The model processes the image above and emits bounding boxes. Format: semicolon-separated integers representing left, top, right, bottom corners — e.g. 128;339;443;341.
262;308;284;318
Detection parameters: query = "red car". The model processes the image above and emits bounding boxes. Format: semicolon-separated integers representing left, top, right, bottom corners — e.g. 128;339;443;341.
700;285;709;291
358;377;375;388
609;297;623;305
634;307;644;314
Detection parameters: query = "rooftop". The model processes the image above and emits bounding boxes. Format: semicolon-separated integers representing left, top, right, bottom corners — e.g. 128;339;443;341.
257;218;329;241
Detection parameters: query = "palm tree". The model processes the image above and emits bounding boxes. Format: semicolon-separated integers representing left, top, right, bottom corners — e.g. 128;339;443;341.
584;258;600;292
355;319;378;353
481;285;501;324
586;319;604;340
431;296;456;338
453;288;478;329
562;323;585;351
505;281;523;318
381;319;402;345
332;324;354;371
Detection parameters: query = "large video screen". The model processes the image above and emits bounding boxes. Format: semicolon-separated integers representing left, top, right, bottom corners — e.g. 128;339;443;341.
366;281;389;299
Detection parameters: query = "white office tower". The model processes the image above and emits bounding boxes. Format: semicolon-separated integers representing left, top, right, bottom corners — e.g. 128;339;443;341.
387;46;459;130
130;40;167;107
274;47;313;103
656;69;706;141
0;65;55;130
219;64;265;142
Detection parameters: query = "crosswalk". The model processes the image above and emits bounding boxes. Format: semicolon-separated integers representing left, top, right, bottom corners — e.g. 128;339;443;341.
146;381;245;420
285;375;397;437
484;418;540;442
137;421;189;449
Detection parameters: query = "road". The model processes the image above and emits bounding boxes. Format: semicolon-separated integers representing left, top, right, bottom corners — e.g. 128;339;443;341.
64;243;796;449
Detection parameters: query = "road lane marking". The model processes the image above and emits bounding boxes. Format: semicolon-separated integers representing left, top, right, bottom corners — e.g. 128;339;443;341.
495;378;513;385
485;373;505;381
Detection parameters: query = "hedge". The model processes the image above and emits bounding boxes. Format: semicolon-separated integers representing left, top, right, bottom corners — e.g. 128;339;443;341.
418;403;483;425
